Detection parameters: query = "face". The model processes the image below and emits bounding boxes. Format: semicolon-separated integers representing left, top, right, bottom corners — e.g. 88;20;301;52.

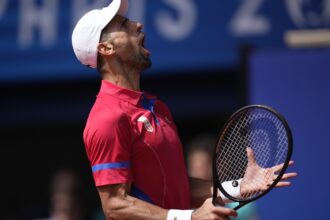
187;150;213;180
100;15;151;71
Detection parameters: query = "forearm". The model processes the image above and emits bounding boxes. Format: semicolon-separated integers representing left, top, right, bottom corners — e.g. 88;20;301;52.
98;183;237;220
101;194;168;220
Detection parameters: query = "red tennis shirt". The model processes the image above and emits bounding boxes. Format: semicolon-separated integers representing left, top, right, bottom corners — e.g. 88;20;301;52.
83;80;191;209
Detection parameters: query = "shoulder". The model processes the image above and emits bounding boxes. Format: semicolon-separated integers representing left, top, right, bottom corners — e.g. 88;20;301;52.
89;93;130;124
84;94;132;139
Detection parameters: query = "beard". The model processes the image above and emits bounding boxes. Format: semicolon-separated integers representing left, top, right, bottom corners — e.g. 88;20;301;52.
124;49;152;71
114;41;152;72
140;55;152;70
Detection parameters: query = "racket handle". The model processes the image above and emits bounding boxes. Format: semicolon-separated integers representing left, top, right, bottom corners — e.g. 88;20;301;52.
212;187;218;205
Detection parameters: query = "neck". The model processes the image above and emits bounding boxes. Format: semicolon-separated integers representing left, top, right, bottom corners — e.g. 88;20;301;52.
102;64;141;91
103;73;140;91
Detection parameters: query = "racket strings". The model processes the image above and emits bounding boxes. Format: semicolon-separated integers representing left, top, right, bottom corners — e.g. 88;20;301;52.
217;114;247;181
215;108;289;200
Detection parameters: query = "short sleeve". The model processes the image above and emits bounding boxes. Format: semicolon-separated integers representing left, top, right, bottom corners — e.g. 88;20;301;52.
83;104;133;187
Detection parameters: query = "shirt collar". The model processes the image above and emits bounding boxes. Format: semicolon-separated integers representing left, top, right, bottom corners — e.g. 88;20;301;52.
99;80;156;106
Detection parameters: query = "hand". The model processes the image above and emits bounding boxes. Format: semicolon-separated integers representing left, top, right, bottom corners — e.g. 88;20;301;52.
240;147;298;197
192;198;237;220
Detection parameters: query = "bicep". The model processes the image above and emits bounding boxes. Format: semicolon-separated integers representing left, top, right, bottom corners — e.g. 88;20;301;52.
97;183;135;219
98;183;132;209
97;183;167;220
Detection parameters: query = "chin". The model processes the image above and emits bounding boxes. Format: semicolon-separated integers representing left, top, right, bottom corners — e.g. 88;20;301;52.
145;58;152;69
140;57;152;70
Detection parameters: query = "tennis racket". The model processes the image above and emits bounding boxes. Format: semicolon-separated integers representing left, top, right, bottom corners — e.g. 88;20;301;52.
212;105;293;210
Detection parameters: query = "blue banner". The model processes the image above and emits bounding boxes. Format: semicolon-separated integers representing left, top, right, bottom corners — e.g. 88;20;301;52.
249;48;330;220
1;0;330;82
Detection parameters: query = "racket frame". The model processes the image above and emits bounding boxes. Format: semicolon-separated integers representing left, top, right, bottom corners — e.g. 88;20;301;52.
212;105;293;210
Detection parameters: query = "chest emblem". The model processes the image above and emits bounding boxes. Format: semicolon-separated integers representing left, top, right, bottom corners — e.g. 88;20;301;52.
137;116;154;132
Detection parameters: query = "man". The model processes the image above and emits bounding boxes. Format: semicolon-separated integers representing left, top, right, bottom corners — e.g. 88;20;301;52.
72;1;297;220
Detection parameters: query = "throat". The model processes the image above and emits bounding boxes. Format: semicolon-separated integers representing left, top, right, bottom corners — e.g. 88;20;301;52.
104;71;141;91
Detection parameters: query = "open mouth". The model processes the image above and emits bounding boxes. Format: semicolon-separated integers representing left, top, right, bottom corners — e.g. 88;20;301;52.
140;35;151;56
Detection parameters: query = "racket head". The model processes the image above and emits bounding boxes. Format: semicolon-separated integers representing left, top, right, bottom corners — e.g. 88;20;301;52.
212;105;293;206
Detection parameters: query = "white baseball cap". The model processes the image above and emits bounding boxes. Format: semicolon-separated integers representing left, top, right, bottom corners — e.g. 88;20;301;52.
72;0;128;68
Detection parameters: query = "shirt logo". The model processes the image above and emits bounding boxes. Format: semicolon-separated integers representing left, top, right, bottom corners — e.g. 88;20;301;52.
138;116;154;132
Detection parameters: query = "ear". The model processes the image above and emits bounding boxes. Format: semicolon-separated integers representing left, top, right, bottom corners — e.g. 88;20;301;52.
97;42;115;56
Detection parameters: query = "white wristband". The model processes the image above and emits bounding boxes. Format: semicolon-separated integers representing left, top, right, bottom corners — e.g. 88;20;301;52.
167;209;194;220
220;179;242;200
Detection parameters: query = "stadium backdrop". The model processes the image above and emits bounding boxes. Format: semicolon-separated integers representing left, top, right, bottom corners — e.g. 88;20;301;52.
0;0;329;82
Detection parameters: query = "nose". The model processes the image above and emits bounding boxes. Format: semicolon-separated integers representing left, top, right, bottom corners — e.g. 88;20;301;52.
136;22;143;32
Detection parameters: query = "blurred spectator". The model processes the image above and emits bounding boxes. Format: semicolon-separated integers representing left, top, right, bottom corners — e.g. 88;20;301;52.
186;133;260;220
17;168;90;220
186;134;215;180
47;168;86;220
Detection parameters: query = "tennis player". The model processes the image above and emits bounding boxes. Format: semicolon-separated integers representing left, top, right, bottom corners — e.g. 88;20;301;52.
72;1;297;220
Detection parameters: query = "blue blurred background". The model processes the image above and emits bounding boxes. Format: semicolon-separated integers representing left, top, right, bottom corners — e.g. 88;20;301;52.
1;0;330;219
